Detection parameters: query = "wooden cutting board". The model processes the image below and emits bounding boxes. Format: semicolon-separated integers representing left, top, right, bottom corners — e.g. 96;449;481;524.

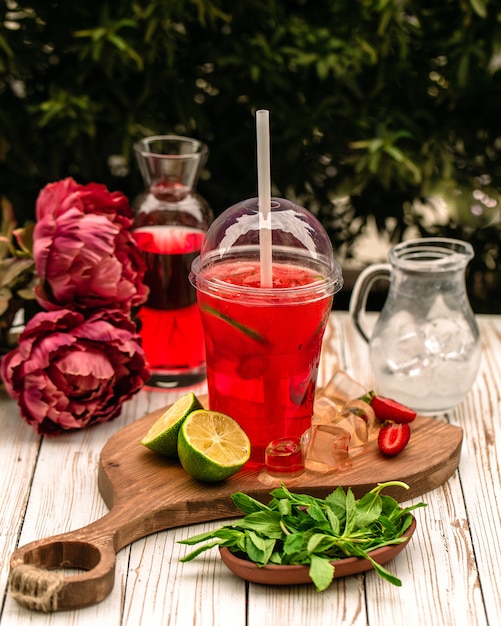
9;396;462;612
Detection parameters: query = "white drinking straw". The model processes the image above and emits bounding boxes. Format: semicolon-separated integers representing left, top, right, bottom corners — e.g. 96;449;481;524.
256;109;273;288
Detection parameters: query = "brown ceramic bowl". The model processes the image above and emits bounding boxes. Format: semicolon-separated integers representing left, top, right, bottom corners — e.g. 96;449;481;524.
219;515;416;586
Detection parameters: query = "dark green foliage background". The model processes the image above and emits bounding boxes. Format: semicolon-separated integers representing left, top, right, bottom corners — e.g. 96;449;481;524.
1;0;500;309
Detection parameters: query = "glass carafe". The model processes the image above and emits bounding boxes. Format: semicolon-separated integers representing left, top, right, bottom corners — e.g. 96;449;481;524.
349;238;481;413
132;135;213;389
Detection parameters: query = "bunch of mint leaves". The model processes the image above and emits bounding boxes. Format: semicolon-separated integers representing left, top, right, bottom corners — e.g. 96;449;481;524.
179;481;425;591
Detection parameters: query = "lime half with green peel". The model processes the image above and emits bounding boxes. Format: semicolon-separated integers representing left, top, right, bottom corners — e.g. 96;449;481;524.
141;392;203;458
178;410;251;482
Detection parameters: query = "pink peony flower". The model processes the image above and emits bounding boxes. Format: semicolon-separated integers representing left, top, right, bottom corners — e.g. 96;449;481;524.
33;177;148;313
36;177;133;227
0;308;150;435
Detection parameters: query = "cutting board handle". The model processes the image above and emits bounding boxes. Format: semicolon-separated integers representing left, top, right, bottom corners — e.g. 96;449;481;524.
9;503;133;612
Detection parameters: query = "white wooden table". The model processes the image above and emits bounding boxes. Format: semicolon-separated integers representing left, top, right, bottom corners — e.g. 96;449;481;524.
0;311;499;626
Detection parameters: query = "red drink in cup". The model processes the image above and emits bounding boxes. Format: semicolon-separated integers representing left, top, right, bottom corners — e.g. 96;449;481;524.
197;261;332;460
190;197;343;466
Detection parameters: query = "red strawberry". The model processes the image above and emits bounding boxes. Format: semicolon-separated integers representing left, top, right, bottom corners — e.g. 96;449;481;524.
377;422;411;456
371;395;417;424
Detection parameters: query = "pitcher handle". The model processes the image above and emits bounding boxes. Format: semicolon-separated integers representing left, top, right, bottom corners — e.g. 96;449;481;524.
349;263;391;343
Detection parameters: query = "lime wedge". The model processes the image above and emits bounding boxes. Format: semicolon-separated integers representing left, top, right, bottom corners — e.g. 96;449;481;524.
141;392;203;458
178;410;251;482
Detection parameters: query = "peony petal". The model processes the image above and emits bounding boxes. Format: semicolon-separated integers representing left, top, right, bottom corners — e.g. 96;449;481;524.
54;349;114;394
0;304;149;435
34;200;145;313
35;178;80;221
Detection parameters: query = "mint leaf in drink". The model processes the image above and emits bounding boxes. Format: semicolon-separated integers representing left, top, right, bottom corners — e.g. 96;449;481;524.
178;481;426;591
200;303;268;344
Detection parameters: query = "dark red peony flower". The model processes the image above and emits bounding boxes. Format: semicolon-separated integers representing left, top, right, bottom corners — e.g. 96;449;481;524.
0;308;150;435
33;177;148;313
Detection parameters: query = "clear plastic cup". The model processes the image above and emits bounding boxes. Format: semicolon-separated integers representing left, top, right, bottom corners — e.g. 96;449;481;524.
190;197;343;466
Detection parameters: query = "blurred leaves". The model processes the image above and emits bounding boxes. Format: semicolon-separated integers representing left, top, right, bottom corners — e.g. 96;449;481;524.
1;0;501;311
0;198;36;347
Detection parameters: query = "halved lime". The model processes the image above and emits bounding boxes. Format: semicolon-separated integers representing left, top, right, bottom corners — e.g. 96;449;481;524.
178;410;251;482
141;392;203;458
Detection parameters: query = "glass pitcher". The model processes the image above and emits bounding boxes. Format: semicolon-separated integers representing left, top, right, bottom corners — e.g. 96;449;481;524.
349;238;481;413
132;135;213;389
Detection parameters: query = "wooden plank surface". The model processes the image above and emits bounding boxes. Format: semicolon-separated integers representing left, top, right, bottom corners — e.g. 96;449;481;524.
451;317;501;625
8;344;462;609
1;313;500;626
339;314;491;626
0;401;40;608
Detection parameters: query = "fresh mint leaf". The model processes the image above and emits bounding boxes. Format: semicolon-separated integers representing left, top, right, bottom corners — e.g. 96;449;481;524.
269;551;284;564
381;493;404;520
309;554;335;592
353;492;383;530
179;528;246;562
343;488;357;535
234;510;283;537
271;484;319;508
326;507;341;536
307;501;329;523
269;485;290;500
374;515;399;538
231;492;270;513
307;533;337;554
277;498;292;516
178;481;426;591
246;531;275;565
325;486;348;522
350;544;403;587
283;533;304;555
178;527;241;546
399;513;415;534
180;540;224;562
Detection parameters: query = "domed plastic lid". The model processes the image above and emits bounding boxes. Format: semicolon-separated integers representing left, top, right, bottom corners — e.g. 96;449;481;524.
192;197;343;297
